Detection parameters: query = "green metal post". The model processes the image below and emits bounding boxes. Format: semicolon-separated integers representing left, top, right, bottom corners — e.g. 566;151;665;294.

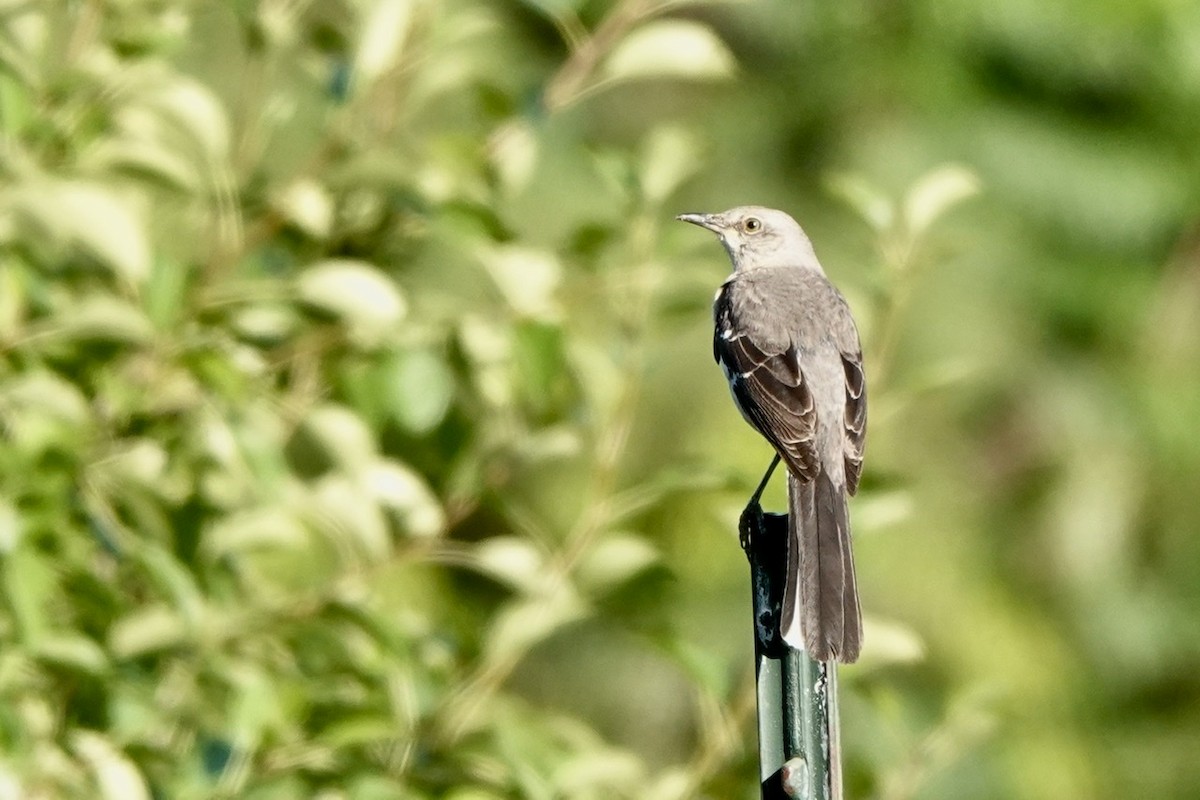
741;461;843;800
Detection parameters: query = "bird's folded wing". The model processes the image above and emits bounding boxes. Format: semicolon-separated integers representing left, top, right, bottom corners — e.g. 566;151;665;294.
841;351;866;494
714;314;820;481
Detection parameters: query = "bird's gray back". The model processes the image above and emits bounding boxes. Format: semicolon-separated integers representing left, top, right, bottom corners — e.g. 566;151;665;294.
724;265;860;479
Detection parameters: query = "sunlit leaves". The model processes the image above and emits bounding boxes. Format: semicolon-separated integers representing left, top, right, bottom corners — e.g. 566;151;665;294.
73;731;152;800
297;260;408;347
362;459;446;537
478;245;563;321
639;126;703;207
354;0;417;89
7;180;152;284
602;21;736;84
575;534;662;596
386;348;456;434
903;164;982;239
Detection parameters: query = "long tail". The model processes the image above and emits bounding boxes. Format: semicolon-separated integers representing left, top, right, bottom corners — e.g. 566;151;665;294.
782;471;862;662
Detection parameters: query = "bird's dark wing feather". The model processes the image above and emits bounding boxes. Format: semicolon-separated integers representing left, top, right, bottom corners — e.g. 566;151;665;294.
714;287;819;481
841;350;867;494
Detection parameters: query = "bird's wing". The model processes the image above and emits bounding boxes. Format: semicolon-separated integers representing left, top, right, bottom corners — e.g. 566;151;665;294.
714;285;820;481
840;349;866;494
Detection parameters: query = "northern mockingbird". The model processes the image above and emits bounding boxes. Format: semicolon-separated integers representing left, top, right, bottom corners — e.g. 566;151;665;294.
678;206;866;663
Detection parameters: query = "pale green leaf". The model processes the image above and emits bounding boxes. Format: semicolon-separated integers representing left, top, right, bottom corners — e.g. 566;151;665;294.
826;172;894;233
576;534;661;595
355;0;416;86
296;403;379;474
473;536;546;593
142;78;231;164
109;606;189;659
103;438;168;488
602;21;736;83
15;181;151;284
84;136;199;193
640;125;702;204
55;296;154;344
904;164;981;237
33;635;108;676
489;118;540;195
3;370;91;427
477;245;562;320
362;459;446;538
554;749;644;794
0;3;46;85
273;178;333;239
853;490;914;533
203;507;311;557
0;499;21;553
0;258;25;340
860;615;926;667
484;592;585;663
2;545;54;643
72;732;152;800
387;349;455;434
228;667;284;750
297;259;407;346
458;314;514;407
308;473;392;560
231;304;298;344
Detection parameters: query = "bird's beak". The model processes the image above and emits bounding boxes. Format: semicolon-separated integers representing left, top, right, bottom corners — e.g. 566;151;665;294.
675;212;723;234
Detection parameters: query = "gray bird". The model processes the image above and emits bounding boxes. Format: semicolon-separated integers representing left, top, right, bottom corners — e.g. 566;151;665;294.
678;206;866;663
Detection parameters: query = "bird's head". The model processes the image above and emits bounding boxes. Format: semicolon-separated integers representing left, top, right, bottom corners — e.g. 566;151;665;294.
676;205;820;272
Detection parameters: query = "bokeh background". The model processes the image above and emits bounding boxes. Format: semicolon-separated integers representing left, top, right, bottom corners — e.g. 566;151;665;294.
2;1;1200;798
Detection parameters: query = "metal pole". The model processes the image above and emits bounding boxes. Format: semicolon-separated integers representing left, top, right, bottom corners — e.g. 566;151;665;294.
741;460;843;800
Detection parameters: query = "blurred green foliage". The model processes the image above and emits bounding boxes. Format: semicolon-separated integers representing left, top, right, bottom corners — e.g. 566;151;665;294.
1;0;1199;798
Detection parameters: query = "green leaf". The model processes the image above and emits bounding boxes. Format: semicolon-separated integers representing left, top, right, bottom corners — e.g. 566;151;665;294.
83;135;199;194
292;403;379;475
13;180;152;285
484;592;585;664
489;119;540;195
33;635;109;677
903;164;981;238
2;543;56;643
296;259;407;347
202;506;311;558
72;732;152;800
0;497;24;553
272;178;333;239
478;245;562;321
228;666;286;750
362;459;445;538
513;320;570;417
354;0;416;87
143;258;191;330
860;616;926;667
575;534;661;595
639;125;702;205
0;257;26;341
140;77;232;164
473;536;546;593
853;490;915;533
386;348;455;434
826;172;894;233
2;370;92;456
602;21;736;83
103;438;169;489
54;296;154;345
109;606;189;659
307;474;392;560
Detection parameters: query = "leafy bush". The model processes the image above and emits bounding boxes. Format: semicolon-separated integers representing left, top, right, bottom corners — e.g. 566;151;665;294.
3;1;1200;799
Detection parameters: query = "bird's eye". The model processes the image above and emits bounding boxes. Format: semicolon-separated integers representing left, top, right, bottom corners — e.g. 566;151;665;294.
744;217;762;233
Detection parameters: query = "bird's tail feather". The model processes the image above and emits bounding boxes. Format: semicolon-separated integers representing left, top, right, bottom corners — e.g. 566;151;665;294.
782;472;862;662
